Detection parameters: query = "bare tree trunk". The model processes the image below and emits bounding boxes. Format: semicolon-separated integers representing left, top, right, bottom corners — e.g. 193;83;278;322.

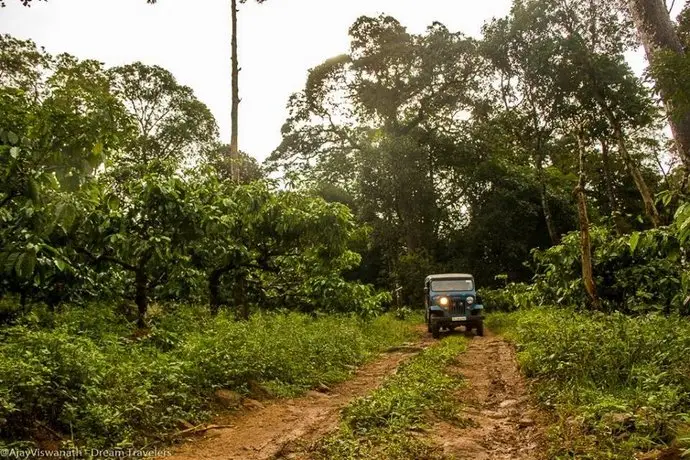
233;276;249;320
595;96;661;227
576;132;601;310
230;0;241;183
600;138;627;234
135;269;148;328
612;124;661;228
627;0;690;168
209;269;224;315
536;152;560;244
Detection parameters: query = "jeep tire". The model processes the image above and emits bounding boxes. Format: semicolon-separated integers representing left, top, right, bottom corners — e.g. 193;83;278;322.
476;322;484;337
431;322;441;339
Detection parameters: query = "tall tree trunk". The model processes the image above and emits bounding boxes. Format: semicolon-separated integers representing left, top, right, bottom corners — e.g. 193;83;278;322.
612;124;661;228
681;167;690;194
595;96;662;227
230;0;241;183
600;138;627;234
576;132;601;310
135;269;148;328
233;275;249;320
536;152;560;244
209;268;225;315
627;0;690;168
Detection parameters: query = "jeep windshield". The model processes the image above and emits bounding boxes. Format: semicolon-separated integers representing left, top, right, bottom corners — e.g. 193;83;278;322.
431;279;474;291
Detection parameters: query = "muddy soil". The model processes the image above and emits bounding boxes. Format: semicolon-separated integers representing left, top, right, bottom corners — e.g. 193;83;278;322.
432;332;545;459
163;332;434;460
162;329;546;460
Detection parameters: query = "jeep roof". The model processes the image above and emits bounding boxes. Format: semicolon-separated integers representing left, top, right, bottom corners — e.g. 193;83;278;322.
425;273;473;281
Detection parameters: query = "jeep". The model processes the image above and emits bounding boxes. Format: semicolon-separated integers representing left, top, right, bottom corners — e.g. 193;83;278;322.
424;273;484;338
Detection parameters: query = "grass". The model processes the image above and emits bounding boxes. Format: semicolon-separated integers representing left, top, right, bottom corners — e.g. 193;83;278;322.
314;335;468;460
0;303;420;451
487;307;690;459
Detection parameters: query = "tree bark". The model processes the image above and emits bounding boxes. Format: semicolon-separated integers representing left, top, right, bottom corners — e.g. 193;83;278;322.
230;0;241;183
135;269;148;328
627;0;690;168
576;132;601;310
612;123;661;228
600;138;628;234
536;152;560;244
233;275;249;320
594;95;662;227
209;269;225;315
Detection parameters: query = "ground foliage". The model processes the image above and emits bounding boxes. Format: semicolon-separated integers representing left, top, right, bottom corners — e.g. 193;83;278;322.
482;204;690;457
0;306;417;450
487;308;690;459
314;336;468;460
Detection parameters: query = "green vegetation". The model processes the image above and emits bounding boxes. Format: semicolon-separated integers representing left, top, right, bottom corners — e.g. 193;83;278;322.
0;35;389;326
0;306;418;450
482;203;690;457
481;217;689;315
6;0;690;455
487;308;690;459
315;337;467;460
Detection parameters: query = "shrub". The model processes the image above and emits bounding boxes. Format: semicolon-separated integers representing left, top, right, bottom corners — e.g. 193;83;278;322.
0;305;418;450
487;308;690;458
527;227;686;314
479;282;535;312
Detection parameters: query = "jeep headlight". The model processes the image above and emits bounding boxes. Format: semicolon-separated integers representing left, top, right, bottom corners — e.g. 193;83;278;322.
438;296;450;308
466;296;475;305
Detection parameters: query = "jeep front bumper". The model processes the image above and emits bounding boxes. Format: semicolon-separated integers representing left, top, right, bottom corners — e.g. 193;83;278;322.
430;315;483;327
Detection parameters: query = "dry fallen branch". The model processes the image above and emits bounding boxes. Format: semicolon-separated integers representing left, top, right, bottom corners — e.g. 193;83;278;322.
171;424;235;438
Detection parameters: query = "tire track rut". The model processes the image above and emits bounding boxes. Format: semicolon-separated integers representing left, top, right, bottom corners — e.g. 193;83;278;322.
432;332;545;459
163;330;434;460
161;328;546;460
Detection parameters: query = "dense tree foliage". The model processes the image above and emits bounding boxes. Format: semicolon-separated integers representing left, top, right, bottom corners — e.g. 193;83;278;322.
267;4;682;304
0;34;389;326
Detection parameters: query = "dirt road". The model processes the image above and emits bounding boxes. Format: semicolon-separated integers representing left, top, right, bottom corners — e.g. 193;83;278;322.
162;329;545;460
432;333;545;459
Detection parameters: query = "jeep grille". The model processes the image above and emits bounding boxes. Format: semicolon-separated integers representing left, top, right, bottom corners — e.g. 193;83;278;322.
451;299;466;315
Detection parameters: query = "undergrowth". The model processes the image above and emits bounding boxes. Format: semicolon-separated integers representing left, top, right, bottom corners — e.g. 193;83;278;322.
487;308;690;459
0;304;419;451
314;336;468;460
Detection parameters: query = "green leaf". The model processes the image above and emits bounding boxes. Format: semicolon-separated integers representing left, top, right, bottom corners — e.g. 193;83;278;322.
92;142;104;155
28;178;39;202
55;202;76;230
629;232;640;254
15;252;36;279
107;194;120;211
54;259;67;272
7;131;18;145
9;147;20;159
4;252;20;273
47;173;60;190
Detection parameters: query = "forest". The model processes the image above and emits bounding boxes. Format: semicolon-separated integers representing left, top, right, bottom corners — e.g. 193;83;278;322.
2;0;690;458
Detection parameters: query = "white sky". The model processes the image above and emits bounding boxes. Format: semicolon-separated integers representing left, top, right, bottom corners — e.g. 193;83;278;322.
0;0;661;162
